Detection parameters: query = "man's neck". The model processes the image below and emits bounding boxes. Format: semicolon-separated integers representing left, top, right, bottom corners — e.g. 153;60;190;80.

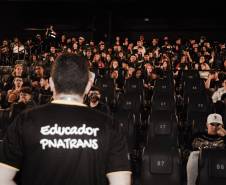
44;84;50;90
52;94;86;107
90;101;99;108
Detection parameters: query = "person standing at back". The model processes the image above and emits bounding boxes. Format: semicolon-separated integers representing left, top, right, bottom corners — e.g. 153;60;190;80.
0;54;131;185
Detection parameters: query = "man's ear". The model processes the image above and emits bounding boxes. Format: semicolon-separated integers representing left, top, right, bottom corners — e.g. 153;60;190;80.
84;71;95;95
49;77;56;99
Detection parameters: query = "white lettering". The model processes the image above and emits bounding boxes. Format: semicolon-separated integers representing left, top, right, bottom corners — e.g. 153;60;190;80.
78;124;86;135
70;127;77;135
93;128;100;137
70;139;77;149
64;138;71;149
57;139;66;148
83;139;92;148
40;138;99;150
86;127;93;135
40;139;48;150
49;139;57;148
40;124;100;137
40;124;100;150
77;139;85;148
92;139;98;150
40;126;50;135
49;124;58;135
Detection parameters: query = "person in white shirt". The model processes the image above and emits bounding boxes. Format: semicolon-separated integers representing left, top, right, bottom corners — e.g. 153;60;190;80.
212;78;226;103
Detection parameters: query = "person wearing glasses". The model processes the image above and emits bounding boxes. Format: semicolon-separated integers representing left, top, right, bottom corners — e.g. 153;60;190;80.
186;113;226;185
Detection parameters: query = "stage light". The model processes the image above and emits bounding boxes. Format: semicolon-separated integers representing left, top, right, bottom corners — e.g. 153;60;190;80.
144;18;150;22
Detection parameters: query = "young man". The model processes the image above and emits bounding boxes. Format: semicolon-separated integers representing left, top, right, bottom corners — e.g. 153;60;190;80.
38;76;53;105
186;113;226;185
10;86;36;121
87;87;111;115
0;54;131;185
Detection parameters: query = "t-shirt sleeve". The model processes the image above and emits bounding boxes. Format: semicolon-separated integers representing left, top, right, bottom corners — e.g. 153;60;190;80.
0;113;24;170
106;120;131;174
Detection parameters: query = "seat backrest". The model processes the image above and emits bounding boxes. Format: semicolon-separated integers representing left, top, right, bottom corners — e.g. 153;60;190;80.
124;78;144;95
15;60;27;66
183;78;205;102
141;147;182;185
0;109;10;136
187;93;209;113
95;77;115;94
114;111;137;153
95;77;115;103
181;70;200;81
186;94;210;133
151;93;176;112
186;111;208;133
152;78;174;96
117;93;142;113
0;66;12;75
147;110;178;148
161;71;174;81
198;148;226;185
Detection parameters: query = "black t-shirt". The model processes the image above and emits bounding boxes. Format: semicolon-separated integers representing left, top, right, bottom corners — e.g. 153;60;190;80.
92;102;111;115
0;103;130;185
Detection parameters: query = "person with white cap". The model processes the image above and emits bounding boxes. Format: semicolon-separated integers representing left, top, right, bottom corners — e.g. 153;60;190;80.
206;113;226;137
186;113;226;185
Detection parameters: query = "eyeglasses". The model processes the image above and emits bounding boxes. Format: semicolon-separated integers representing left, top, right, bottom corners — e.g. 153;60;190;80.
210;123;221;127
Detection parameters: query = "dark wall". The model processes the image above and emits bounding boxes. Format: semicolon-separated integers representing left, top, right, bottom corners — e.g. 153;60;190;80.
0;1;226;42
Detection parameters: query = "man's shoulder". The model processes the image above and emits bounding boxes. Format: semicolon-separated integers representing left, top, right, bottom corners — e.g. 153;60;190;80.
193;132;222;141
22;103;52;113
15;103;51;120
80;107;119;131
192;132;209;141
22;103;113;122
87;107;114;123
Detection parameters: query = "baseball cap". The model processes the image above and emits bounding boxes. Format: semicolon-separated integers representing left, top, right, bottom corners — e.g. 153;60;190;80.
207;113;223;125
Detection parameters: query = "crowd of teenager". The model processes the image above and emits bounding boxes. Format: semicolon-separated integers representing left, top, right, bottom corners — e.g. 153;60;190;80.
1;29;226;121
0;28;226;112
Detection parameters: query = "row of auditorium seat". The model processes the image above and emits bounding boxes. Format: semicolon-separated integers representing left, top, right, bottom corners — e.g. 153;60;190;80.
1;69;226;184
141;147;226;185
140;71;226;185
141;71;182;184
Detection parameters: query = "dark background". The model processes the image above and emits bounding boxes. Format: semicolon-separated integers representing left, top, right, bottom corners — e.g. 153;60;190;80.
0;0;226;42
